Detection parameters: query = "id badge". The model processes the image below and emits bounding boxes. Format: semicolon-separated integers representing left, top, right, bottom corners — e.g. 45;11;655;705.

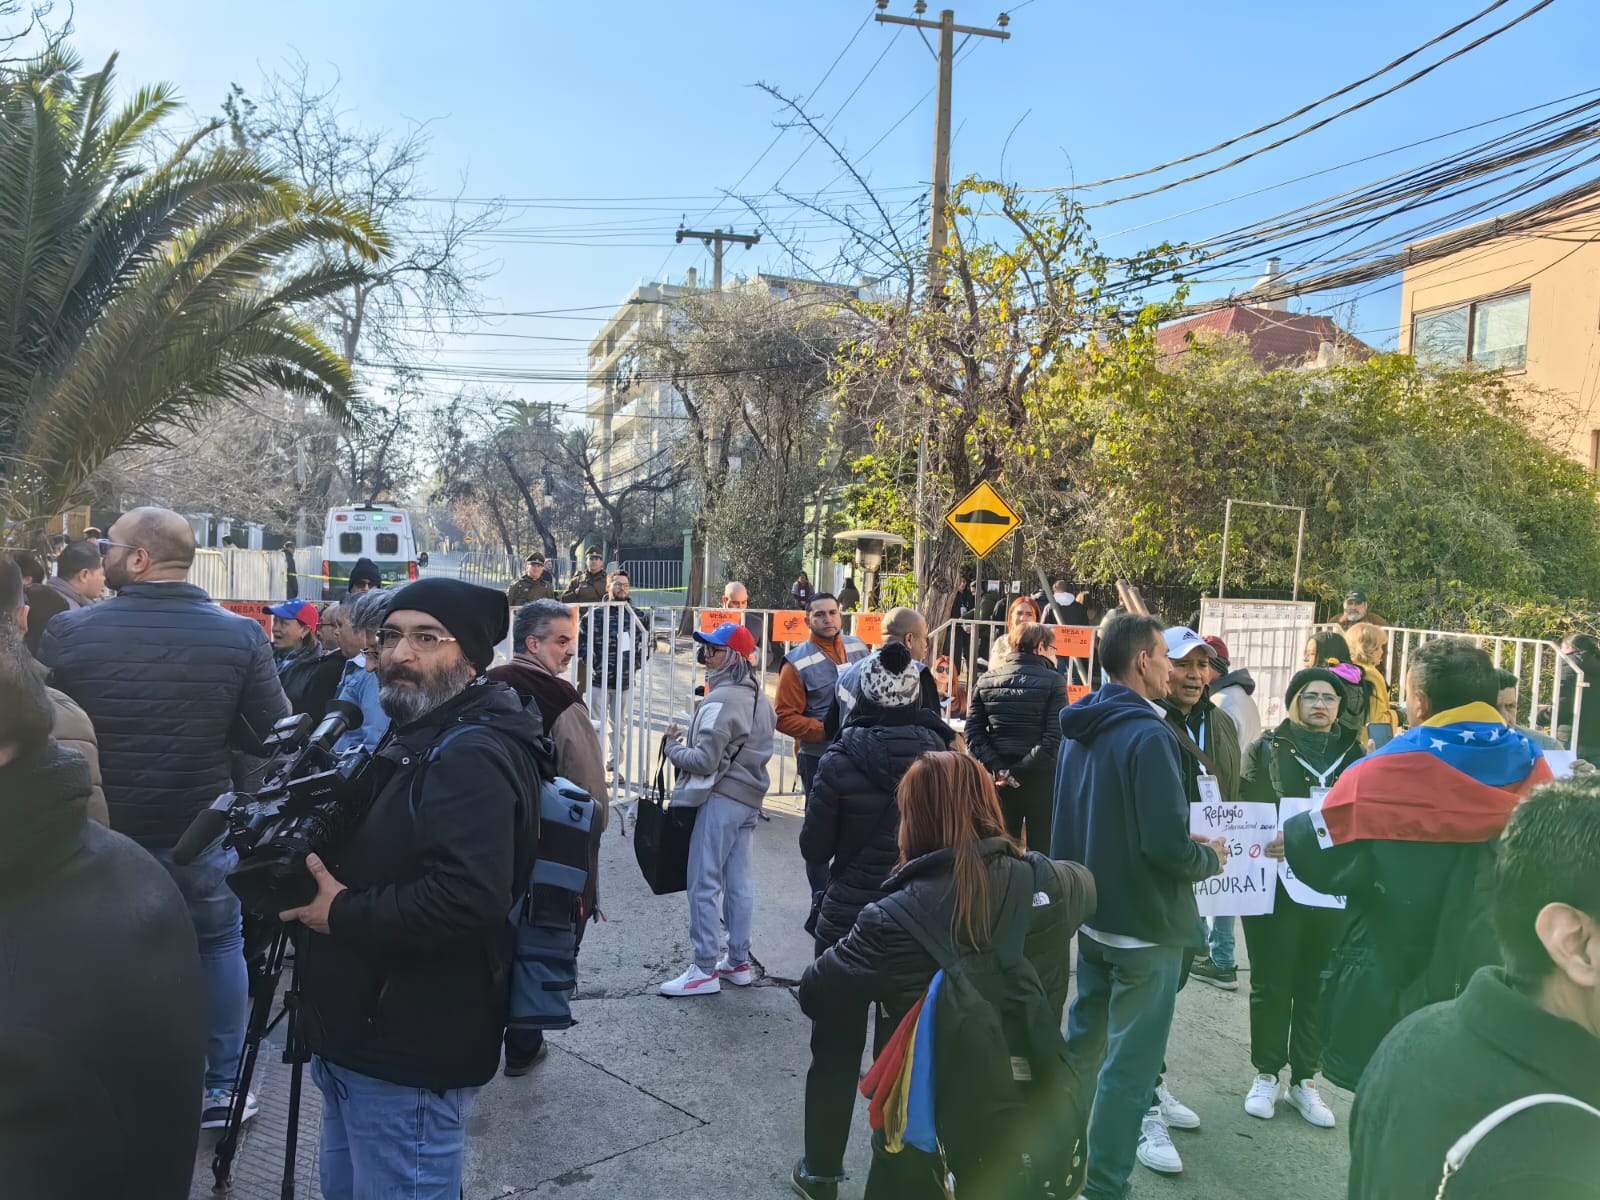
1196;774;1223;805
619;630;634;652
1310;786;1331;806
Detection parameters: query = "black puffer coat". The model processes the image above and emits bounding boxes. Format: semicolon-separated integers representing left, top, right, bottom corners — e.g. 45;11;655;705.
966;652;1067;781
0;744;205;1200
799;707;952;947
800;839;1096;1030
277;644;346;721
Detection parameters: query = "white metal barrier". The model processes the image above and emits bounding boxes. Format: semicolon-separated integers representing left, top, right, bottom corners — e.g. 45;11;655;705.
186;548;288;602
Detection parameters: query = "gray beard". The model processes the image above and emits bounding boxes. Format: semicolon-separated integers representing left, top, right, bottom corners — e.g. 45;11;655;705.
379;657;476;724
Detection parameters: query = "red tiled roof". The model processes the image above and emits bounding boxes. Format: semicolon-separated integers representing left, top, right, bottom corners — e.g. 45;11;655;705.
1156;306;1370;367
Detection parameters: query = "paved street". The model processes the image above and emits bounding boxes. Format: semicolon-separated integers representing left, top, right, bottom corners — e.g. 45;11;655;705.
193;784;1352;1200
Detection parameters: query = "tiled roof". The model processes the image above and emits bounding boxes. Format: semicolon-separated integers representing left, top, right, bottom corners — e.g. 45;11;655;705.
1156;306;1370;367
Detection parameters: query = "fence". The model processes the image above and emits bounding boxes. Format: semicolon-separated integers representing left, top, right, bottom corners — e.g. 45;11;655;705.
187;548;289;602
617;558;683;590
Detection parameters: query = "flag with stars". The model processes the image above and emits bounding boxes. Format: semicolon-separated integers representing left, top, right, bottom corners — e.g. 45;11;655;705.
1311;701;1553;848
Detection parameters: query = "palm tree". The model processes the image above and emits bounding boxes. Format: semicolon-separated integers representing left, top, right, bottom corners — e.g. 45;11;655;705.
0;50;388;537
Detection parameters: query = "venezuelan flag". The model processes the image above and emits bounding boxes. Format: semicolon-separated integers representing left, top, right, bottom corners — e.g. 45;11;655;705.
1312;702;1552;848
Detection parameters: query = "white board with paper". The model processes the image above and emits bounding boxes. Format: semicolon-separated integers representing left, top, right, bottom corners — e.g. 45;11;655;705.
1190;801;1278;918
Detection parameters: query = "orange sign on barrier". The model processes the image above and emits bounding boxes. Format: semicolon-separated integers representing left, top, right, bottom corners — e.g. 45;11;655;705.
222;600;273;637
771;610;809;643
1053;625;1094;659
699;609;743;634
1067;684;1091;705
853;611;885;646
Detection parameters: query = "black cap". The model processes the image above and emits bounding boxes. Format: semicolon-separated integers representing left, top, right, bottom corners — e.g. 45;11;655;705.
586;549;604;561
385;578;509;672
1345;590;1367;604
1286;667;1344;707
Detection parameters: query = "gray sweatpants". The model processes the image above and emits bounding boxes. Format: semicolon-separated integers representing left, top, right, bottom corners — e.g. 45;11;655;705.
687;792;761;971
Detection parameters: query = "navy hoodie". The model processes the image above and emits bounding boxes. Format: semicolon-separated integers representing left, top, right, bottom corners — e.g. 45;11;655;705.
1050;682;1220;946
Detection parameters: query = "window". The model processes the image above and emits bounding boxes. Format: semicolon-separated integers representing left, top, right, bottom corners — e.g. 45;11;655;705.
1412;290;1529;370
375;533;399;556
338;532;363;554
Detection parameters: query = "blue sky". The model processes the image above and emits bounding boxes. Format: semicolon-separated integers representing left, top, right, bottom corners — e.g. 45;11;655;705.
64;0;1597;419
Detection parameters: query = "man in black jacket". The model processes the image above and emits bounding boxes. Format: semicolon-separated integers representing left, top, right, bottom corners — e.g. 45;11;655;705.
281;577;539;1199
39;506;288;1129
1350;778;1600;1199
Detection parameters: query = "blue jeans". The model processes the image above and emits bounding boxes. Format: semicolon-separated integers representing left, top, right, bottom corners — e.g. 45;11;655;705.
798;753;827;894
1209;915;1237;970
1066;937;1185;1200
150;839;248;1093
687;793;760;971
312;1057;479;1200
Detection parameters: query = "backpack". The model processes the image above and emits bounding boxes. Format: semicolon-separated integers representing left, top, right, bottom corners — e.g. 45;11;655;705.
879;856;1088;1199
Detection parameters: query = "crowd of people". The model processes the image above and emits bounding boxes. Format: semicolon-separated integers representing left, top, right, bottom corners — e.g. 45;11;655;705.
4;520;1599;1200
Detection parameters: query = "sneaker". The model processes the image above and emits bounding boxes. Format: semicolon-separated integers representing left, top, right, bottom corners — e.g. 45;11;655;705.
790;1160;839;1200
1287;1079;1337;1128
200;1088;258;1130
1155;1081;1200;1130
1136;1107;1182;1175
503;1042;549;1077
716;954;755;987
1190;956;1238;991
659;964;721;997
1244;1073;1280;1120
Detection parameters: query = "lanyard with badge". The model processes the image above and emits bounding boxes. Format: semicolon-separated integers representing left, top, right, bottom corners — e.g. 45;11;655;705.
1192;712;1225;805
1290;745;1354;804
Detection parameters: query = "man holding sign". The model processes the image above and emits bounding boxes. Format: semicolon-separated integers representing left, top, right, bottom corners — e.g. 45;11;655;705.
1237;667;1362;1129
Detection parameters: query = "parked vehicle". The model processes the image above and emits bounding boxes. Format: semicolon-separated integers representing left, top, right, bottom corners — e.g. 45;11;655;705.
321;503;417;591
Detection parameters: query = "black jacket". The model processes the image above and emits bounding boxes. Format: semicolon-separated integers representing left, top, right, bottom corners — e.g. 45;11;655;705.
800;708;952;947
278;644;346;721
966;652;1067;781
38;581;290;847
1350;968;1600;1199
0;744;205;1200
300;681;541;1090
1240;719;1363;807
1161;695;1242;804
800;840;1095;1030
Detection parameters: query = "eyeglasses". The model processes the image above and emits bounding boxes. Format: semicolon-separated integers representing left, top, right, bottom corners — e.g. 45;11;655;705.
375;627;459;652
96;539;141;556
1300;692;1340;707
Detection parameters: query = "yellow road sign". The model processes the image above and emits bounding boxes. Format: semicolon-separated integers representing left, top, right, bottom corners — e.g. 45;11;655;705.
944;480;1022;559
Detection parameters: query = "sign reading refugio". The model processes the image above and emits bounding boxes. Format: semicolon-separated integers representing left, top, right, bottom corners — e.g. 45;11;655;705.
944;481;1022;559
1190;800;1278;918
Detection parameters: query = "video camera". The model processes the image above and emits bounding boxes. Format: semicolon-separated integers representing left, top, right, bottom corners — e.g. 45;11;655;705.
173;699;373;918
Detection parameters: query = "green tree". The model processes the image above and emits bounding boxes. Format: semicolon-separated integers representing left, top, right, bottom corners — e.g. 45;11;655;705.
0;51;385;538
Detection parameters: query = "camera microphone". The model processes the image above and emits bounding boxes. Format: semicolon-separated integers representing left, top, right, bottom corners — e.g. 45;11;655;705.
173;794;235;866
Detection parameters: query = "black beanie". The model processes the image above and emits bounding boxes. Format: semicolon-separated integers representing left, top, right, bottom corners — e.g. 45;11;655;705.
347;557;383;593
385;578;508;672
1286;667;1343;708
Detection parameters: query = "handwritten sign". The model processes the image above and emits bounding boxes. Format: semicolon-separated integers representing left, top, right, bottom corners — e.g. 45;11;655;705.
1190;801;1278;917
698;609;742;634
771;609;809;643
1067;684;1090;704
1277;796;1346;909
222;600;273;637
1052;625;1094;659
853;611;884;645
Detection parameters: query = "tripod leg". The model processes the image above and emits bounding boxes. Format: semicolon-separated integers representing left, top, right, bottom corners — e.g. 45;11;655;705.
280;928;308;1200
211;925;290;1192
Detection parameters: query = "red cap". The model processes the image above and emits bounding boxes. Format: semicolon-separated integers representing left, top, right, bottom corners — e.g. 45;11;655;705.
1202;635;1230;663
695;622;758;660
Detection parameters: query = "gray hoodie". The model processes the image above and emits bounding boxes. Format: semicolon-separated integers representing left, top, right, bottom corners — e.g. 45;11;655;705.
665;657;776;810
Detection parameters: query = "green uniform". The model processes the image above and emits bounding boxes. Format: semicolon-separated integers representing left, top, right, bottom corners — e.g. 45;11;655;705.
561;569;608;605
507;576;556;606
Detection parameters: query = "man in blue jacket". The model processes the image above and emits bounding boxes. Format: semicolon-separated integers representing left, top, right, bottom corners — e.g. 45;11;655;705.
1051;612;1228;1200
39;506;289;1130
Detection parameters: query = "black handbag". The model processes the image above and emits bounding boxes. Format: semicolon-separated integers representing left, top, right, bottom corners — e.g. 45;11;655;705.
633;744;699;895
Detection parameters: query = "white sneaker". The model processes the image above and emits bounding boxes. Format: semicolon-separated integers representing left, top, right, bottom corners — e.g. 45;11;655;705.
716;954;755;987
1155;1081;1200;1130
1287;1079;1337;1128
199;1088;258;1130
659;964;721;997
1244;1073;1280;1120
1136;1107;1182;1174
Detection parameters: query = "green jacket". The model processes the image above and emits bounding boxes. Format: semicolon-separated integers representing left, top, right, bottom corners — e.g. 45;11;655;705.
561;569;608;605
506;575;555;606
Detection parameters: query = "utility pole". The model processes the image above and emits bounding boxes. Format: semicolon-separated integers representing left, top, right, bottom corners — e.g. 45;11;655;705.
674;227;761;291
875;1;1010;593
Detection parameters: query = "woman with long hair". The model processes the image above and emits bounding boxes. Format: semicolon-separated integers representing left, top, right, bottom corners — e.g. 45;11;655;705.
794;753;1095;1200
966;622;1066;850
990;594;1042;663
1302;629;1371;734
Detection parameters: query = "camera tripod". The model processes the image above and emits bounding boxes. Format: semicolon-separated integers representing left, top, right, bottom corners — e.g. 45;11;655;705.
207;919;310;1198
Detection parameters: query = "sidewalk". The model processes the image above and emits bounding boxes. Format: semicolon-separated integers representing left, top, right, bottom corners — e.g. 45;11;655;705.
192;793;1354;1199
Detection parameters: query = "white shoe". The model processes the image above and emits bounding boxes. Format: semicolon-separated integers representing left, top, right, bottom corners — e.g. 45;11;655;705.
716;954;755;987
1245;1073;1280;1120
659;964;721;997
1155;1081;1200;1131
1287;1079;1337;1128
1136;1107;1183;1174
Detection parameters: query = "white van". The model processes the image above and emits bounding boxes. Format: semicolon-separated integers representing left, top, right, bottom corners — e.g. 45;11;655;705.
322;503;418;592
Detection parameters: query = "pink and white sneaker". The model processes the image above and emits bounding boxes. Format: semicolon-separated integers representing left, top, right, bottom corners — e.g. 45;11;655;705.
660;964;721;997
717;955;755;987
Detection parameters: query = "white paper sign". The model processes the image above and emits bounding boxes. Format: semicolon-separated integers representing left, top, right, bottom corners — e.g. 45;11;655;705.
1190;801;1278;917
1277;796;1346;910
1544;750;1578;780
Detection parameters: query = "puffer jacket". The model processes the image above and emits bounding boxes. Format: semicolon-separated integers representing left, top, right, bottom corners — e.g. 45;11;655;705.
800;839;1095;1030
277;643;346;721
37;582;290;847
0;743;205;1200
966;652;1067;781
799;707;953;947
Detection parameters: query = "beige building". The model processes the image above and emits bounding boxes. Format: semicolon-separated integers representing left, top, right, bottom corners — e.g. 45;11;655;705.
1398;205;1600;465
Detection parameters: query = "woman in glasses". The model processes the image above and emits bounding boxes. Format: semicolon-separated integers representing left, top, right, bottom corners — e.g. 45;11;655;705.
1237;667;1364;1130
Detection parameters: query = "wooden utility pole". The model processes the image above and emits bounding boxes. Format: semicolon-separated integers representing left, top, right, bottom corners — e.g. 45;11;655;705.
875;2;1010;592
674;227;761;290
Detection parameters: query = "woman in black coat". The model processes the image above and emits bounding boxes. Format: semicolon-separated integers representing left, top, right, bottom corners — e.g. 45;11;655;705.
795;752;1095;1200
796;642;952;1194
965;621;1067;852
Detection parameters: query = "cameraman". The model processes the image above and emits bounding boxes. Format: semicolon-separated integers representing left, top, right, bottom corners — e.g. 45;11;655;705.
280;578;540;1199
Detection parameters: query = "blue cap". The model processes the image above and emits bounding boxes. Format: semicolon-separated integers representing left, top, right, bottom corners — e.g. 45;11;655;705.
693;622;757;657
